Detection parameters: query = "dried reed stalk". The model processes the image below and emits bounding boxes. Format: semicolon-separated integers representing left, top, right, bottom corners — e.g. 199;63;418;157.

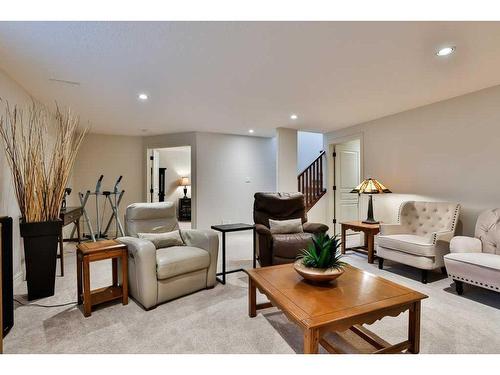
0;98;87;223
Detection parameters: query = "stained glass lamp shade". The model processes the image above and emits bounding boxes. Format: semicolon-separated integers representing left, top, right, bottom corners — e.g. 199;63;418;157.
351;178;392;224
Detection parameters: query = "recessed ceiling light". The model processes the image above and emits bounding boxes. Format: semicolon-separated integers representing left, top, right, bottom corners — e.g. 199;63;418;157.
436;46;455;57
138;93;148;101
248;129;254;134
290;114;298;120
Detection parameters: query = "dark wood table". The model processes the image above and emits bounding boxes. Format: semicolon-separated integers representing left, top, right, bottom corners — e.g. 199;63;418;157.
341;221;380;264
246;263;428;354
58;206;83;276
210;223;256;284
76;239;128;317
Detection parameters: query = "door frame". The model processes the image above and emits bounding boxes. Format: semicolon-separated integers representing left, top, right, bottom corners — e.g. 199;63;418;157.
327;132;364;235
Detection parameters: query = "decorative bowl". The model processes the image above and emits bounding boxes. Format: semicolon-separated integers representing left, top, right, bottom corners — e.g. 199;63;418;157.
293;259;345;284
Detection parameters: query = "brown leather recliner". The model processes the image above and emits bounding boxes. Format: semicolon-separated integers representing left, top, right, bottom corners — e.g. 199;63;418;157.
254;192;329;267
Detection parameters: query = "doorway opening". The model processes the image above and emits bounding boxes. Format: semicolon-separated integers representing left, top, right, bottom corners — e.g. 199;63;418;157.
328;136;362;247
146;146;192;229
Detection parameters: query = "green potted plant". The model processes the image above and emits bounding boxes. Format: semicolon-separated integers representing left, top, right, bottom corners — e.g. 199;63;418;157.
0;99;86;300
294;233;347;283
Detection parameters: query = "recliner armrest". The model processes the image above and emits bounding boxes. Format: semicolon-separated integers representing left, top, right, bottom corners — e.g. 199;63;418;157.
379;224;406;236
450;236;482;253
117;236;158;309
302;222;329;234
180;229;219;287
255;223;272;237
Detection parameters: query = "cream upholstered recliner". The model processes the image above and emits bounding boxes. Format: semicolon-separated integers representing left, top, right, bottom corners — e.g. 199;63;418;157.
444;209;500;295
377;201;460;284
117;202;218;310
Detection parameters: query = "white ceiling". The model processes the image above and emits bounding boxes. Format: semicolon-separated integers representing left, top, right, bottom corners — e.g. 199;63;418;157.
1;22;500;136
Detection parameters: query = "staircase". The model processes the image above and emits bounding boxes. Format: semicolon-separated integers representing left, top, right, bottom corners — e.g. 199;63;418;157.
297;150;326;211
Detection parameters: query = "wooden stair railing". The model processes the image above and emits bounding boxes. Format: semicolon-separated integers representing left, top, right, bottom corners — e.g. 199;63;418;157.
298;150;327;211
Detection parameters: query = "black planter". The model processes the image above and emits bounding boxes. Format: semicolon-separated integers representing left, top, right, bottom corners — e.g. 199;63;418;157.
19;219;62;300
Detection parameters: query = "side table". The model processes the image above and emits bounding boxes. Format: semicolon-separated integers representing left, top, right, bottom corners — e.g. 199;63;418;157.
210;223;256;284
76;239;128;317
340;221;380;264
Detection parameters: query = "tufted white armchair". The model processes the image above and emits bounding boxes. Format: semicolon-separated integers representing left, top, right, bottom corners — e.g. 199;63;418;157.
444;209;500;295
377;201;460;283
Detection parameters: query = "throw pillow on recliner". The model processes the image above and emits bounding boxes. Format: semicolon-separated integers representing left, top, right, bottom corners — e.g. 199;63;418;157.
269;218;304;234
138;230;185;249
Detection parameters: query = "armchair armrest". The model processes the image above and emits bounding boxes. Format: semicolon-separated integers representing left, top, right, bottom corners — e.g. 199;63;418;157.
431;230;455;245
379;224;406;236
181;229;219;287
303;222;329;234
450;236;482;254
255;223;272;237
117;236;157;309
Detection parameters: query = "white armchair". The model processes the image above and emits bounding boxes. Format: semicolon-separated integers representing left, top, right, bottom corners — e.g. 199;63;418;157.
444;209;500;295
118;202;218;310
377;201;460;283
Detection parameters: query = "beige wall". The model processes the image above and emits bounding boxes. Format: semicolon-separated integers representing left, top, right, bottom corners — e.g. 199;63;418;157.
71;133;144;237
325;84;500;236
0;69;32;281
276;127;298;192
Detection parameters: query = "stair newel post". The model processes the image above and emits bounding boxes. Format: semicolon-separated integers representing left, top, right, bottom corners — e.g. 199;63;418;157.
319;155;323;195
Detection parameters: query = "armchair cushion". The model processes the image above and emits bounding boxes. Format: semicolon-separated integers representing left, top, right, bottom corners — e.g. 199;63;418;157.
156;246;210;280
138;230;185;249
272;232;313;259
450;236;482;254
377;234;436;257
379;224;407;236
269;218;303;234
302;222;329;234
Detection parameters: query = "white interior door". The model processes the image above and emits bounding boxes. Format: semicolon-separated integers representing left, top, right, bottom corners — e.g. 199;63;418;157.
334;140;360;239
152;149;160;203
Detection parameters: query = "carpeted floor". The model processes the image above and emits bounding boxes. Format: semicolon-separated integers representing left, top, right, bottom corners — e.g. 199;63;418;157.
4;233;500;354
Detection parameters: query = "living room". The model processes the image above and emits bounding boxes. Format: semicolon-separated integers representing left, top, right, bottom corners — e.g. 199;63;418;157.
0;1;499;374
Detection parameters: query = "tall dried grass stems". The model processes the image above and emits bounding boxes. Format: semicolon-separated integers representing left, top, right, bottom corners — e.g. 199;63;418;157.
0;98;87;223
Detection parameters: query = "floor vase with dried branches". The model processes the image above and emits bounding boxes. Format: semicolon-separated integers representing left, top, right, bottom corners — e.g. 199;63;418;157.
0;99;86;300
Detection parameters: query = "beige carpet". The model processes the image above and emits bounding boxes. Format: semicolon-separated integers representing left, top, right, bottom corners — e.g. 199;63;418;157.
4;234;500;354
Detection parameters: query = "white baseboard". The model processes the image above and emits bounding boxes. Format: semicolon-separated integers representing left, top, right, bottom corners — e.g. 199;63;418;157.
13;270;24;288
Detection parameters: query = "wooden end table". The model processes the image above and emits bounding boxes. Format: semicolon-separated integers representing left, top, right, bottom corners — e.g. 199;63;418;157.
76;239;128;317
246;263;427;354
341;221;380;263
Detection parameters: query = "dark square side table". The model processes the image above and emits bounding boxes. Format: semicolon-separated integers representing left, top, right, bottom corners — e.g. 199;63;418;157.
210;223;256;284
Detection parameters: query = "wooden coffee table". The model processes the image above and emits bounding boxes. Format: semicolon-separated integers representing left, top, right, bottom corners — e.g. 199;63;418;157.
246;263;427;354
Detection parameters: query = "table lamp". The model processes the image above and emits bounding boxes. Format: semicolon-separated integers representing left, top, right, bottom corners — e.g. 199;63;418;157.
180;177;190;198
351;178;391;224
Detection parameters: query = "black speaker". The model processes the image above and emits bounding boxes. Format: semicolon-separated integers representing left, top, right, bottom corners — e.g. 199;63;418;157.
1;216;13;337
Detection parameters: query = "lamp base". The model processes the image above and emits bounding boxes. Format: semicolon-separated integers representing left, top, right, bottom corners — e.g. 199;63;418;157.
362;219;379;225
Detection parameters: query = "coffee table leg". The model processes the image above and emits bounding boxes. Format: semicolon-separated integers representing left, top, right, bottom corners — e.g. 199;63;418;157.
408;301;421;353
304;328;320;354
367;233;374;264
248;277;257;318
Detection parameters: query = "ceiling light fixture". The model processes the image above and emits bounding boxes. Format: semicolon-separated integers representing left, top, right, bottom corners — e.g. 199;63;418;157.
436;46;456;57
290;114;298;120
138;93;149;101
248;129;254;134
